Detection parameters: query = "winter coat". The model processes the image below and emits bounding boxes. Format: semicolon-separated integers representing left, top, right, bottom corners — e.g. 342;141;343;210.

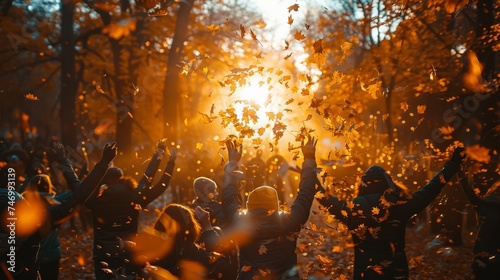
84;152;175;264
317;160;460;279
460;176;500;278
0;158;110;280
222;158;317;280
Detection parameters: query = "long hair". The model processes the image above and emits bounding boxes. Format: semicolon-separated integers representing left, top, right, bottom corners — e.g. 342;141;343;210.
154;204;201;244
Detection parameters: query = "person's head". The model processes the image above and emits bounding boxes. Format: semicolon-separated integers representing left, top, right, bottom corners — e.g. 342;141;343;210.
27;174;55;196
154;204;201;244
246;186;279;212
102;166;124;184
193;177;218;203
357;165;396;196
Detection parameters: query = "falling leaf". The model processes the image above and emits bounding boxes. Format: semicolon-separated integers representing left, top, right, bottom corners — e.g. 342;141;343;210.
240;24;246;39
463;51;487;91
294;30;306;41
288;4;300;12
206;24;220;32
400;101;409;112
417;105;427;114
250;29;263;46
102;18;137;40
198;111;214;124
284;40;290;50
439;125;454;139
284;52;293;60
24;93;39;101
288;15;294;25
258;244;268;255
341;210;348;217
371;206;380;215
466;145;491;163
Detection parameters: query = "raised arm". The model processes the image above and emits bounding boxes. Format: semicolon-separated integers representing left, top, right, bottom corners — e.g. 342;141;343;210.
221;139;244;224
138;148;176;206
287;136;320;230
49;143;117;225
403;147;465;215
51;142;81;192
135;139;167;192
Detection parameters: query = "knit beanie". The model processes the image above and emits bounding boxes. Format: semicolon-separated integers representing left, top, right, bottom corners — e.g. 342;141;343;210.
246;186;279;212
102;166;124;184
193;177;217;201
358;165;395;195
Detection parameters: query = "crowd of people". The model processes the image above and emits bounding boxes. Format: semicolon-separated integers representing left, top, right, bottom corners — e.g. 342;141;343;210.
0;132;499;280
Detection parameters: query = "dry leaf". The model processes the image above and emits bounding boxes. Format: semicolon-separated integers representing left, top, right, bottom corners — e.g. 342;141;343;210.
294;30;306;41
288;4;300;12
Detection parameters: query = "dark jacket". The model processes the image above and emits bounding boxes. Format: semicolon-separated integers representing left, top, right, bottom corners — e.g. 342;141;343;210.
222;158;317;280
192;199;225;228
0;158;110;280
460;175;500;279
317;161;460;279
84;152;175;263
37;191;72;264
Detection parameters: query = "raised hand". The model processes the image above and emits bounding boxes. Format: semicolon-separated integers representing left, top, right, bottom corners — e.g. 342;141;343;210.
301;136;318;160
157;138;167;151
194;206;212;231
225;139;242;164
51;142;66;161
450;146;465;165
100;143;118;164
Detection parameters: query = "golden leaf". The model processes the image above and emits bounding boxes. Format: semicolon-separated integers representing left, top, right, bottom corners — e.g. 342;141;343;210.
371;206;380;215
293;30;306;41
288;3;300;12
287;15;293;25
466;145;491;163
417;105;427;114
206;24;220;32
400;101;409;112
24;93;39;101
341;210;348;217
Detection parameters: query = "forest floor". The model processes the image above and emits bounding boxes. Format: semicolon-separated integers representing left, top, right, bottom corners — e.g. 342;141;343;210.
58;212;476;280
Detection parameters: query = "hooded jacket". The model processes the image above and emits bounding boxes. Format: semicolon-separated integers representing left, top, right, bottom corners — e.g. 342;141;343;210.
317;161;460;279
222;157;317;280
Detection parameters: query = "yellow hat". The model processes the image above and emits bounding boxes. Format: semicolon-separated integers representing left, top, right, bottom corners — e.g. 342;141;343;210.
246;186;279;212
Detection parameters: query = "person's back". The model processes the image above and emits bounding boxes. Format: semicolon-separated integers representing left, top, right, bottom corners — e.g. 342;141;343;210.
316;148;465;279
222;137;318;279
85;143;176;279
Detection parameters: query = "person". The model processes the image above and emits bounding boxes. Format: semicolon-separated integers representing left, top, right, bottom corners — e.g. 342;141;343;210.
24;174;70;280
222;136;318;279
459;167;500;279
84;140;176;280
191;176;239;276
0;142;117;279
144;203;235;279
315;147;465;279
192;176;224;226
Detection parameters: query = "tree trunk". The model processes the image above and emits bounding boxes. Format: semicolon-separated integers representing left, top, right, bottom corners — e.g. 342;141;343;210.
163;0;194;141
111;40;134;160
60;0;77;149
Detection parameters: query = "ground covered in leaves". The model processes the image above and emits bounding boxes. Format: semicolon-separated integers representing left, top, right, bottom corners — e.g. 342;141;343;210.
59;211;475;280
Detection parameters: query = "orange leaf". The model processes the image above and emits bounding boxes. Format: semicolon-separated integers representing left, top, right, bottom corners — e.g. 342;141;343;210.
288;15;293;25
294;30;306;41
288;3;299;12
240;24;246;39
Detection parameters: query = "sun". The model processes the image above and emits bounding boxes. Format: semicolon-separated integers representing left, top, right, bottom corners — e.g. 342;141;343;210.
237;83;268;106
